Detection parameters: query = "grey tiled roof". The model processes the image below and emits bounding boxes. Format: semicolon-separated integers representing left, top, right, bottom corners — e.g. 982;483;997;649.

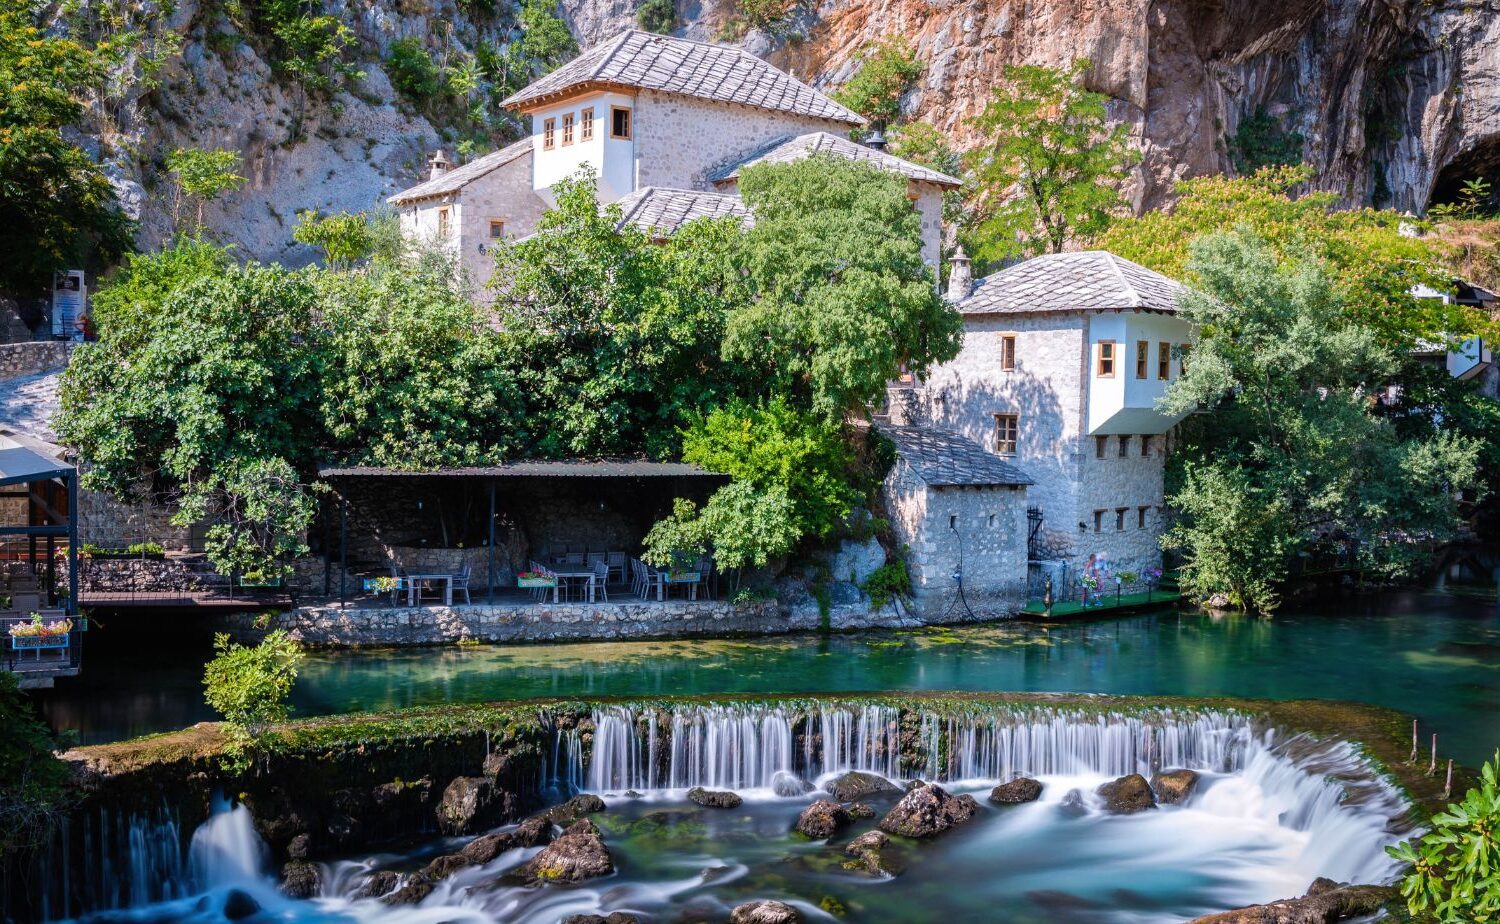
710;132;961;187
388;138;532;204
502;30;863;126
614;187;751;237
960;251;1187;315
878;423;1032;487
320;460;722;479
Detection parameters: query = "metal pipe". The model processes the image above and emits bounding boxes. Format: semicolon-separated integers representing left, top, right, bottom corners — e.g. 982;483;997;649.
488;480;496;604
67;471;78;616
339;494;348;608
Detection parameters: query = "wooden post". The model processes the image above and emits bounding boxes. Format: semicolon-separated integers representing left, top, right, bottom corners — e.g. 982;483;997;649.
66;471;78;616
487;480;496;605
1429;734;1438;776
338;494;347;609
1444;759;1453;800
1410;720;1418;763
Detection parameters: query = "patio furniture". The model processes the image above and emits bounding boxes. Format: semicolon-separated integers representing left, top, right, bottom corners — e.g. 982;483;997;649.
606;551;626;583
9;593;41;612
453;563;472;605
562;551;584;566
663;568;702;601
406;573;454;607
632;559;664;601
522;563;559;601
554;569;597;603
592;559;610;601
386;564;408;605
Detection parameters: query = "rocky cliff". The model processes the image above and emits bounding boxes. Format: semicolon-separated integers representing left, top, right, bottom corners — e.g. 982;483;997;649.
88;0;1500;262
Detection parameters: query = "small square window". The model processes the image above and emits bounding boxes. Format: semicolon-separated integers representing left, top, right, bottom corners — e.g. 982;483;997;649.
1000;334;1017;371
1093;510;1105;533
542;118;556;150
611;106;632;140
1158;341;1171;380
561;112;574;146
1115;507;1128;531
994;413;1018;456
1135;340;1149;379
1140;434;1153;457
1097;341;1116;377
1118;435;1130;458
489;220;505;240
949;514;958;530
580;107;594;141
1096;435;1108;459
987;513;997;528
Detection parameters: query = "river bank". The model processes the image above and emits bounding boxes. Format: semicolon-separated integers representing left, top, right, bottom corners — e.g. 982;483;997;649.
8;691;1447;923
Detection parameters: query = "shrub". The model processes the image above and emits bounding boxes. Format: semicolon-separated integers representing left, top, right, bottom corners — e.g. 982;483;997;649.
0;672;74;857
203;630;304;751
386;36;443;103
635;0;675;33
1387;751;1500;922
861;560;910;609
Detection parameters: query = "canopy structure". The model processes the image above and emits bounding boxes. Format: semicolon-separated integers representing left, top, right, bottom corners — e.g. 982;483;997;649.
0;431;79;613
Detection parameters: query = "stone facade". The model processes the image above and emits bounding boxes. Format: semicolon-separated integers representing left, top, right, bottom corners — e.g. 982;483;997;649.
0;341;74;380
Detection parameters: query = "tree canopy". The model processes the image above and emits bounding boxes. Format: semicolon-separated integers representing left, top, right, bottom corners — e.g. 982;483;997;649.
831;37;923;129
1161;231;1482;613
966;59;1137;262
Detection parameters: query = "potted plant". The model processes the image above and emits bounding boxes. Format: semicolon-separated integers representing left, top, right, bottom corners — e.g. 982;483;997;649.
8;613;73;649
517;570;556;589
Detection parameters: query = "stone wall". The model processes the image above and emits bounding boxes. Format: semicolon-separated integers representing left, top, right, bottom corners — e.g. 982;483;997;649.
219;596;913;646
0;340;73;380
454;147;546;294
634;91;850;192
76;488;195;550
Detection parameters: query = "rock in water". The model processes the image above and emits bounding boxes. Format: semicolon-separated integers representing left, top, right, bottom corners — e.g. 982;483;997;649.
842;829;893;877
222;889;261;920
824;771;901;802
771;771;814;797
382;877;434;905
687;787;743;809
353;869;399;899
286;833;311;860
1151;769;1200;805
844;801;875;819
877;782;980;838
542;793;608;826
794;800;851;839
989;777;1044;804
419;853;470;882
280;860;321;898
730;899;802;924
436;776;503;835
513;814;553;847
1059;789;1088;817
1186;877;1396;923
516;819;614;884
461;831;516;865
1096;774;1156;814
563;915;641;924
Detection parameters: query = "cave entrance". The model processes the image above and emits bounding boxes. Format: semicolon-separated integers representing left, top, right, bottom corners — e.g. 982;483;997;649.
1428;136;1500;214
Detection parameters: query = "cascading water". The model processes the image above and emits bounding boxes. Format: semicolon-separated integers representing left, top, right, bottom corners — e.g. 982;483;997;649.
187;795;270;890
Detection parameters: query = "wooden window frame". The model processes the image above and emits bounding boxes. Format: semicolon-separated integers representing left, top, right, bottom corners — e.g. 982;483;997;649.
580;107;594;141
1135;340;1149;379
610;106;632;140
1158;341;1171;380
1000;334;1017;372
542;118;556;150
1115;507;1128;531
561;112;574;146
1117;435;1130;458
994;413;1019;456
436;207;451;240
488;220;505;240
1096;340;1116;378
1137;505;1149;530
1093;510;1105;533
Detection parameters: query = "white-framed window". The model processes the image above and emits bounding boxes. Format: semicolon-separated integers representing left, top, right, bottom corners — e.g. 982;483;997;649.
994;413;1019;455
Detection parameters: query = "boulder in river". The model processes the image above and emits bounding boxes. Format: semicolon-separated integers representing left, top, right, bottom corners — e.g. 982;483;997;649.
989;777;1044;804
516;819;615;884
877;782;980;838
1096;774;1156;814
222;889;261;920
513;814;553;847
542;793;608;826
841;829;893;877
461;831;516;865
286;833;311;860
687;787;743;809
1187;877;1396;923
280;860;321;898
1151;769;1200;805
436;776;504;835
795;800;851;839
824;771;901;802
353;869;399;900
563;914;641;924
844;801;875;819
381;877;435;905
772;771;814;797
730;899;803;924
420;853;471;882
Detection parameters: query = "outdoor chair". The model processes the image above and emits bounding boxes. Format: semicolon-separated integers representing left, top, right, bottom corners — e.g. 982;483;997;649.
586;551;606;572
592;559;609;602
634;559;664;601
606;551;626;584
453;564;472;605
562;551;584;566
10;593;41;613
386;564;408;605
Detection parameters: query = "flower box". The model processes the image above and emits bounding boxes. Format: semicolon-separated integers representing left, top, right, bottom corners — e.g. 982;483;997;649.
517;575;557;589
666;571;701;584
11;634;69;650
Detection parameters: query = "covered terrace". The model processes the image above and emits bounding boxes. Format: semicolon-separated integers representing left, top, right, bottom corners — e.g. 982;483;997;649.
317;460;730;608
0;430;80;688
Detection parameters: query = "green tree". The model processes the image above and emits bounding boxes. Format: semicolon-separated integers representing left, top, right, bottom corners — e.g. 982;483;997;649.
1228;107;1304;175
888;122;971;235
1161;231;1482;613
518;0;577;75
636;0;676;33
385;36;443;104
166;147;247;233
0;2;133;295
293;209;385;268
1387;750;1500;922
1101;165;1486;348
729;154;962;420
967;59;1137;261
87;236;236;353
203;630;304;752
831;37;923;129
0;671;73;858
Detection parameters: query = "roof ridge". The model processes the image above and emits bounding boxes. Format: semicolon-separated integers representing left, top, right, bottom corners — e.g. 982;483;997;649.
1099;251;1143;307
591;29;638;79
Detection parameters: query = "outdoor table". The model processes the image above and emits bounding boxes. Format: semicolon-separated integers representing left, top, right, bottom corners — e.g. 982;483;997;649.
553;571;597;604
406;573;453;606
660;570;702;601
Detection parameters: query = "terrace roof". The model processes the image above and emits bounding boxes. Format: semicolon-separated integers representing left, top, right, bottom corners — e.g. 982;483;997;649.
318;459;723;479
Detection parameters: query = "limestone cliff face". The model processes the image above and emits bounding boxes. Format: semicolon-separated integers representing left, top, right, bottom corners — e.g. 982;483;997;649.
92;0;1500;261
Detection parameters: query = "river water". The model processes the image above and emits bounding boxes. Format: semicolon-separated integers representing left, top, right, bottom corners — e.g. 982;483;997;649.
36;590;1500;766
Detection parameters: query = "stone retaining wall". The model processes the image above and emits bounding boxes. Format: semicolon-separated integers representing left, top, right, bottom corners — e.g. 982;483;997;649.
221;596;928;646
0;340;73;380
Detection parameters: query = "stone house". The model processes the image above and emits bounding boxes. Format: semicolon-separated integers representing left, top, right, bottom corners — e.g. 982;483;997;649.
388;29;959;289
891;250;1195;592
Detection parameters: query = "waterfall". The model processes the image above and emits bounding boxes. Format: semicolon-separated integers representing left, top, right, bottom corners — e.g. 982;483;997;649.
188;795;270;890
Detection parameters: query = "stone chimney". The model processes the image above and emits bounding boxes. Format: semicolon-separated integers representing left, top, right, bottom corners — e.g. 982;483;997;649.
945;245;972;302
428;149;454;181
886;384;924;426
864;126;887;152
